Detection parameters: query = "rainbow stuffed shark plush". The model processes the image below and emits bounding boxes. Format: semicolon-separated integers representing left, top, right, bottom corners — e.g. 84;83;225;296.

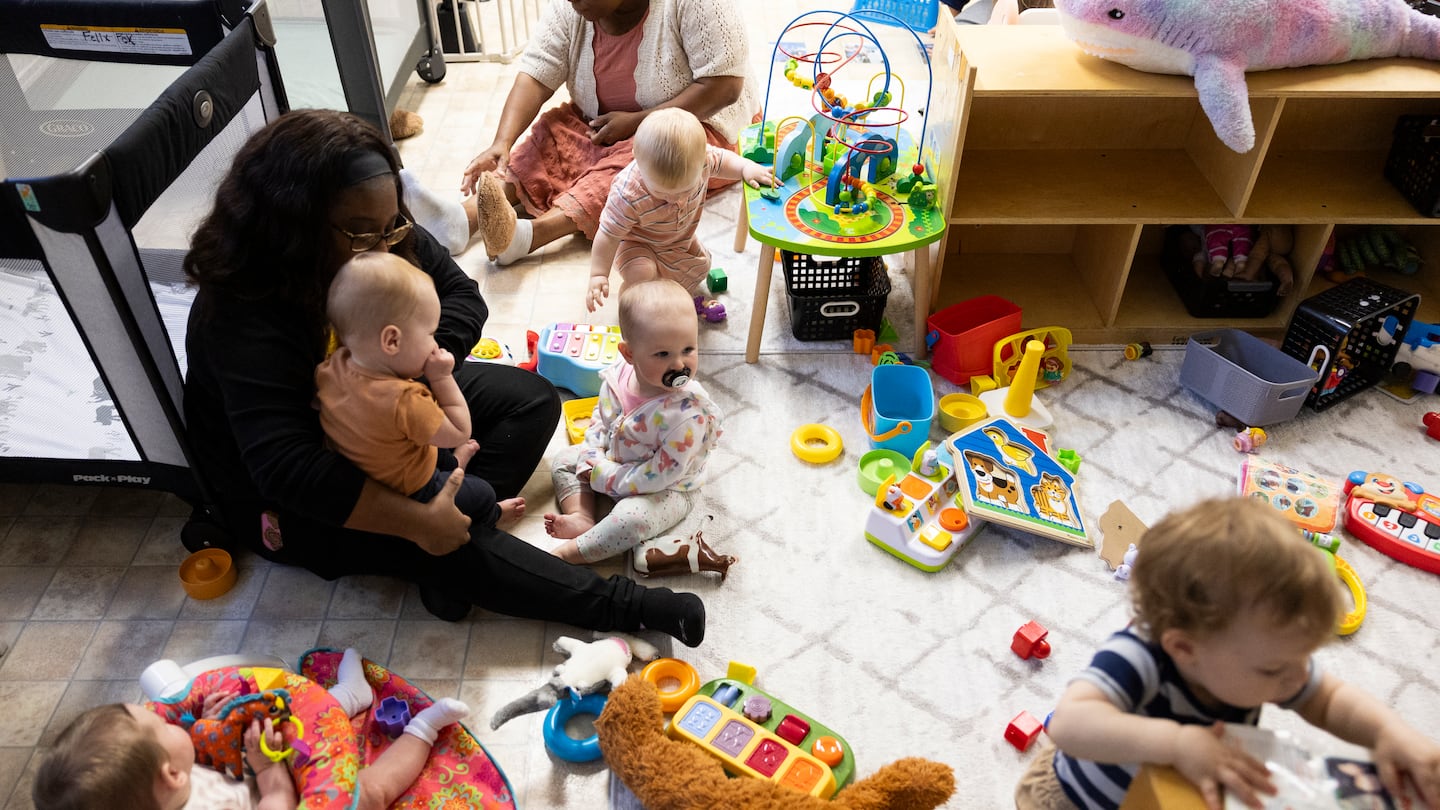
1053;0;1440;152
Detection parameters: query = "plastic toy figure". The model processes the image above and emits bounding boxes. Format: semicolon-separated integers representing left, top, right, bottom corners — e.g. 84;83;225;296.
694;296;727;323
1114;543;1138;581
918;448;939;477
883;484;905;512
1233;426;1267;453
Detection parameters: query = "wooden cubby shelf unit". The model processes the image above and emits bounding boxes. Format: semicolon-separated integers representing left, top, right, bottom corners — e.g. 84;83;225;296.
929;20;1440;346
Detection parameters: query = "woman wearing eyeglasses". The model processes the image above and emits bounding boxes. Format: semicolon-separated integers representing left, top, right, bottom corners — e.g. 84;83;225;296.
182;109;706;646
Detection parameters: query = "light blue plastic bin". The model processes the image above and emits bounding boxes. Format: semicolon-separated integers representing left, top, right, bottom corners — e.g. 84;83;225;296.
862;364;935;458
849;0;939;32
1179;329;1327;427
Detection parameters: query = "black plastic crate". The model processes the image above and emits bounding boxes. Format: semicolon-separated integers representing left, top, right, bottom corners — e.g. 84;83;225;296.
1280;277;1419;412
1160;225;1281;318
1384;115;1440;218
781;251;891;341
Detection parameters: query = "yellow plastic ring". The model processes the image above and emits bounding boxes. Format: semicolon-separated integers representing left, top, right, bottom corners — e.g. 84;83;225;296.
640;658;702;714
257;716;302;763
1334;555;1367;636
791;424;843;464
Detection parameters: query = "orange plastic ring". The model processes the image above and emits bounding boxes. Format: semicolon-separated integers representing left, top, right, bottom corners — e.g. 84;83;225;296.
791;424;844;464
640;658;701;714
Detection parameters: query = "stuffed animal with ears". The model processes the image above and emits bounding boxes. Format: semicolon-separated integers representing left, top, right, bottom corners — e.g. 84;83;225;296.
595;674;957;810
489;634;659;730
1052;0;1440;152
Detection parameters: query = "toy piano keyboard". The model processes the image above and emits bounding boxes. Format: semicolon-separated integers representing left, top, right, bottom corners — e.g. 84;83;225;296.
1343;470;1440;575
668;678;855;800
536;323;622;397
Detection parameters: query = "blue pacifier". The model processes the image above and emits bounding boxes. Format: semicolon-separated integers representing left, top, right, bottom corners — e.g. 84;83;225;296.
663;367;692;388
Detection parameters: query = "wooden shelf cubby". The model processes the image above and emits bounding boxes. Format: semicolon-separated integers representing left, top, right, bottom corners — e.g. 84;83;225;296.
927;21;1440;345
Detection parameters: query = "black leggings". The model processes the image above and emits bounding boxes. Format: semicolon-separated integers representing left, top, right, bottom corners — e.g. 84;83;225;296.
220;362;646;631
454;361;560;499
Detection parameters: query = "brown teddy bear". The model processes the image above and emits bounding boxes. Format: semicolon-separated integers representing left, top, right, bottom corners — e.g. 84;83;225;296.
595;674;957;810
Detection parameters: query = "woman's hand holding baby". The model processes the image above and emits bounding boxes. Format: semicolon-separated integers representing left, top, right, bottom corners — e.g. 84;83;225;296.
1172;722;1274;810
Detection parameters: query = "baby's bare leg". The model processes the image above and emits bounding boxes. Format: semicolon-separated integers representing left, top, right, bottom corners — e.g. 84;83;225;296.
355;698;470;810
616;253;661;293
355;736;430;810
544;489;596;540
451;439;479;469
497;497;526;528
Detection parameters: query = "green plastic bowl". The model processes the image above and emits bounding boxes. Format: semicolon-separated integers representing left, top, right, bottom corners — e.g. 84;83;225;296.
857;449;911;496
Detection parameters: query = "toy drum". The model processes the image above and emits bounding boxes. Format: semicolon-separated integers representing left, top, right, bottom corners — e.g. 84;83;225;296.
860;364;934;459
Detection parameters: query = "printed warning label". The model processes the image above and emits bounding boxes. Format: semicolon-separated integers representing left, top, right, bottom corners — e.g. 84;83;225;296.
40;25;192;57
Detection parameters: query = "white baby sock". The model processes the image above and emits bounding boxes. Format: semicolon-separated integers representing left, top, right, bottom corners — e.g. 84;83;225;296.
403;697;470;745
400;168;470;256
492;219;533;266
328;648;373;717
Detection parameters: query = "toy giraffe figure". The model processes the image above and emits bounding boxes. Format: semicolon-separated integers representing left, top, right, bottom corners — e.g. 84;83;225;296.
190;690;293;780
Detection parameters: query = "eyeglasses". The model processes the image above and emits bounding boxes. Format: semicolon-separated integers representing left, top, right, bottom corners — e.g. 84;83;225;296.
332;214;413;252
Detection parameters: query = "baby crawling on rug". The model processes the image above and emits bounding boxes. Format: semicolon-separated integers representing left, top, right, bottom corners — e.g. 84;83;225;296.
33;649;469;810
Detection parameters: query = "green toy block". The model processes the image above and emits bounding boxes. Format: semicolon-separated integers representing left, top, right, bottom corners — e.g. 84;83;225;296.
877;318;899;344
1056;449;1082;475
707;267;728;293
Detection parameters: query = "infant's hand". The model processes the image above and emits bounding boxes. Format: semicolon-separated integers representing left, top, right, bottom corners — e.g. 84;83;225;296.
200;687;241;720
1173;723;1274;810
424;346;455;379
744;164;776;189
586;276;610;313
243;718;285;774
1372;721;1440;807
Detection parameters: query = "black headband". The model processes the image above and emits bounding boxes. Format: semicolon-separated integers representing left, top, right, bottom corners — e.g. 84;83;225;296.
339;149;394;187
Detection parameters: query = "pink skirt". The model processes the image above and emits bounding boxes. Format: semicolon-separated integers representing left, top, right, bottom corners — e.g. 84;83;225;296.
505;102;739;240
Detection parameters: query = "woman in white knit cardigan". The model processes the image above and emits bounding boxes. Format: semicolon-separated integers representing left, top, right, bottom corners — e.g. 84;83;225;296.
458;0;759;266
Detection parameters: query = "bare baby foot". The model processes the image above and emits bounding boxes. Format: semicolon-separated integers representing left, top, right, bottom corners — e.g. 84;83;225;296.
543;511;595;539
548;537;586;564
497;497;525;529
452;439;479;469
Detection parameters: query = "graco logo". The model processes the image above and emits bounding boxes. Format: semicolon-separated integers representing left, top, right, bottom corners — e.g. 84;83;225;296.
40;119;94;137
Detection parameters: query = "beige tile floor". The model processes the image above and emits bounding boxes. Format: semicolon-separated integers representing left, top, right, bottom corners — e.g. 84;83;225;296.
0;3;940;806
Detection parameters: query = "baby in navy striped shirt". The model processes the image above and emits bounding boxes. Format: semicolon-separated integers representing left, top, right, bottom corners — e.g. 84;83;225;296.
1018;496;1440;810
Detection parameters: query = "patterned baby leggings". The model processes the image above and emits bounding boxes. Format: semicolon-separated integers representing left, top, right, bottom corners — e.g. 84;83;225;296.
551;444;695;562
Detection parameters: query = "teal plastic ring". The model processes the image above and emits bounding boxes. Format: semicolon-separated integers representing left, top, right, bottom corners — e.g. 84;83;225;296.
543;690;608;762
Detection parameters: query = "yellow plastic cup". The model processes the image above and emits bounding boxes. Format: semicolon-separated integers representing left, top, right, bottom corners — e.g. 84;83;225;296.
938;393;988;433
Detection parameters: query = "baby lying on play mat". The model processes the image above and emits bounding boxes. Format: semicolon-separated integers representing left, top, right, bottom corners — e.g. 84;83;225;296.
33;649;478;810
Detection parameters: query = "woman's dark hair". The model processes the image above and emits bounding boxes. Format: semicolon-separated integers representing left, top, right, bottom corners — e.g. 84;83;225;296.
185;109;416;345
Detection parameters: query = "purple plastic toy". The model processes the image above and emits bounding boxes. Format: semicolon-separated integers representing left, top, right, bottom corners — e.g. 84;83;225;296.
374;695;411;738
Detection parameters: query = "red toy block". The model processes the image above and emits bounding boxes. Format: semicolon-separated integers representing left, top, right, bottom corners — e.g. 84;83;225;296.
1425;412;1440;441
775;713;811;746
1005;711;1044;752
1011;620;1051;660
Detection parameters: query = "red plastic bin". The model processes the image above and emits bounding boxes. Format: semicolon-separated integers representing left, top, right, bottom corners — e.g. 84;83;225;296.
926;296;1022;386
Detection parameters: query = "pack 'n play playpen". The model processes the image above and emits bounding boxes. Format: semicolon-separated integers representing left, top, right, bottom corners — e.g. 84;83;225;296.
1;0;292;549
